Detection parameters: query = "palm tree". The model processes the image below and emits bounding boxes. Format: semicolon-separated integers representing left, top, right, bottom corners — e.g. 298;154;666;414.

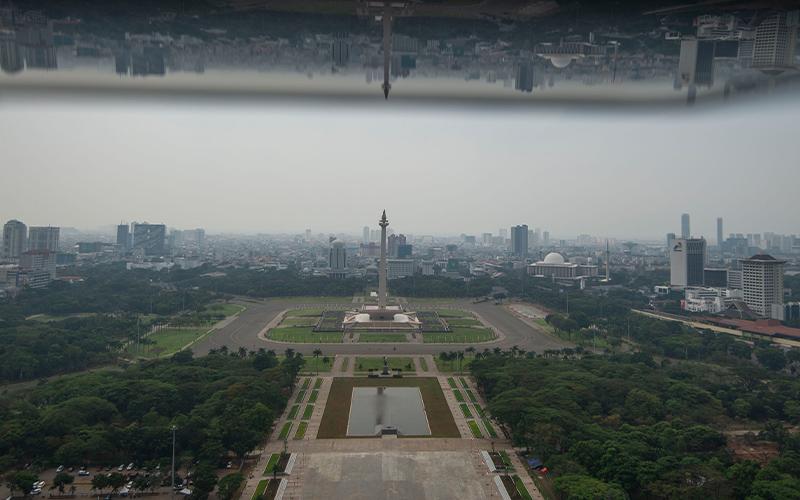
313;348;323;375
456;351;465;374
465;346;475;358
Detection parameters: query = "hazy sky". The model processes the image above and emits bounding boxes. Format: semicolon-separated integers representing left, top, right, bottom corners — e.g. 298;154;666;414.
1;95;798;240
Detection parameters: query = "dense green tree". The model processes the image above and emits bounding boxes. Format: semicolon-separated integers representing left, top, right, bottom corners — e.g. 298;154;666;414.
51;472;74;493
553;474;627;499
216;473;245;500
5;471;39;497
190;464;218;500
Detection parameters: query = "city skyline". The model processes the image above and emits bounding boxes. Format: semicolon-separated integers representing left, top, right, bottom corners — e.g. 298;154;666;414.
2;97;799;239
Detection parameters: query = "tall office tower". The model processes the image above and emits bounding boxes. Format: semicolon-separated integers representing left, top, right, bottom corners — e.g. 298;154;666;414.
510;225;529;258
362;226;370;244
116;224;130;252
2;220;27;259
681;213;691;238
753;11;799;69
667;232;677;249
741;254;786;319
28;226;60;252
132;223;166;256
542;231;550;246
670;238;707;288
716;218;724;249
328;240;348;278
388;234;399;258
515;60;534;93
678;39;715;87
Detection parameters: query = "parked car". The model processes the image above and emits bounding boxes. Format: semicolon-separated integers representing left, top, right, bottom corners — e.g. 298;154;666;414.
56;465;64;473
118;465;124;471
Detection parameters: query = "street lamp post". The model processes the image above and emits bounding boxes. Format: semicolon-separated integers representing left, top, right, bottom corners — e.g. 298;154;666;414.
170;425;177;500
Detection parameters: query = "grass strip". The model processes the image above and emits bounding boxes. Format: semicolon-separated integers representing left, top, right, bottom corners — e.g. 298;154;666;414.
278;422;293;440
294;421;308;440
467;420;483;438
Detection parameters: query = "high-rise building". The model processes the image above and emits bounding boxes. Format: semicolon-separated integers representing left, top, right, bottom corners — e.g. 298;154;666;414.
681;213;691;238
28;226;60;252
741;254;786;319
116;224;131;252
542;231;550;245
666;232;677;249
2;220;27;259
20;250;56;280
515;60;534;93
716;217;724;249
329;240;348;278
132;223;166;256
362;226;370;244
388;234;406;258
510;225;529;258
397;244;412;259
678;39;715;87
752;11;799;70
670;238;707;288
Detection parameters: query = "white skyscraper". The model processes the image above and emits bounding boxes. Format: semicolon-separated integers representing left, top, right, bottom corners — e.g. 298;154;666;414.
2;219;27;259
670;238;707;288
741;254;785;319
752;11;799;70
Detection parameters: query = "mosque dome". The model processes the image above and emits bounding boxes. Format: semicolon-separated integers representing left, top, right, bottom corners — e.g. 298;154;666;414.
548;55;574;69
543;252;566;264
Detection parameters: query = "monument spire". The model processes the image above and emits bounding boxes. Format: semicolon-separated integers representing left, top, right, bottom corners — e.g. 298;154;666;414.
378;210;389;308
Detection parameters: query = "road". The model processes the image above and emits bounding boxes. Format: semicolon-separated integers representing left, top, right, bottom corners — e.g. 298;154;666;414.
191;298;568;356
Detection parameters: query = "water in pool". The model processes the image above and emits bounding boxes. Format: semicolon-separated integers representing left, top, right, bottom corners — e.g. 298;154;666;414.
347;387;431;437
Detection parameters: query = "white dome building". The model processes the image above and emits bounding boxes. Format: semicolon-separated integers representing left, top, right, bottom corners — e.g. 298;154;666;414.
529;252;598;280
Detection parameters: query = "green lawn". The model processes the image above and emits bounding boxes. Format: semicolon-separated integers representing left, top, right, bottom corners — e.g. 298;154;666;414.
302;404;314;420
423;328;495;343
295;390;306;404
206;303;245;317
445;318;482;327
513;475;534;500
475;405;486;418
354;357;415;372
308;390;319;404
268;327;343;344
302;378;311;389
314;378;322;389
358;333;409;343
419;357;429;371
459;377;469;388
279;297;353;304
251;480;269;500
453;389;465;403
131;328;209;358
447;377;457;389
303;356;334;373
26;312;97;322
280;317;320;327
500;450;514;470
467;420;483;438
466;389;478;403
435;357;474;373
483;418;498;438
278;422;293;440
460;403;473;418
294;421;308;440
263;454;280;475
287;405;299;420
284;308;327;317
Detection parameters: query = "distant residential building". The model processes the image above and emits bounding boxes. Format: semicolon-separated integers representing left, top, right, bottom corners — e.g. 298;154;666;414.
28;226;59;252
670;238;707;288
132;223;166;256
420;261;435;276
329;240;348;279
683;287;727;313
20;250;56;280
2;219;27;259
716;217;724;248
116;224;131;252
510;225;529;258
741;254;785;319
752;11;799;70
387;259;414;280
